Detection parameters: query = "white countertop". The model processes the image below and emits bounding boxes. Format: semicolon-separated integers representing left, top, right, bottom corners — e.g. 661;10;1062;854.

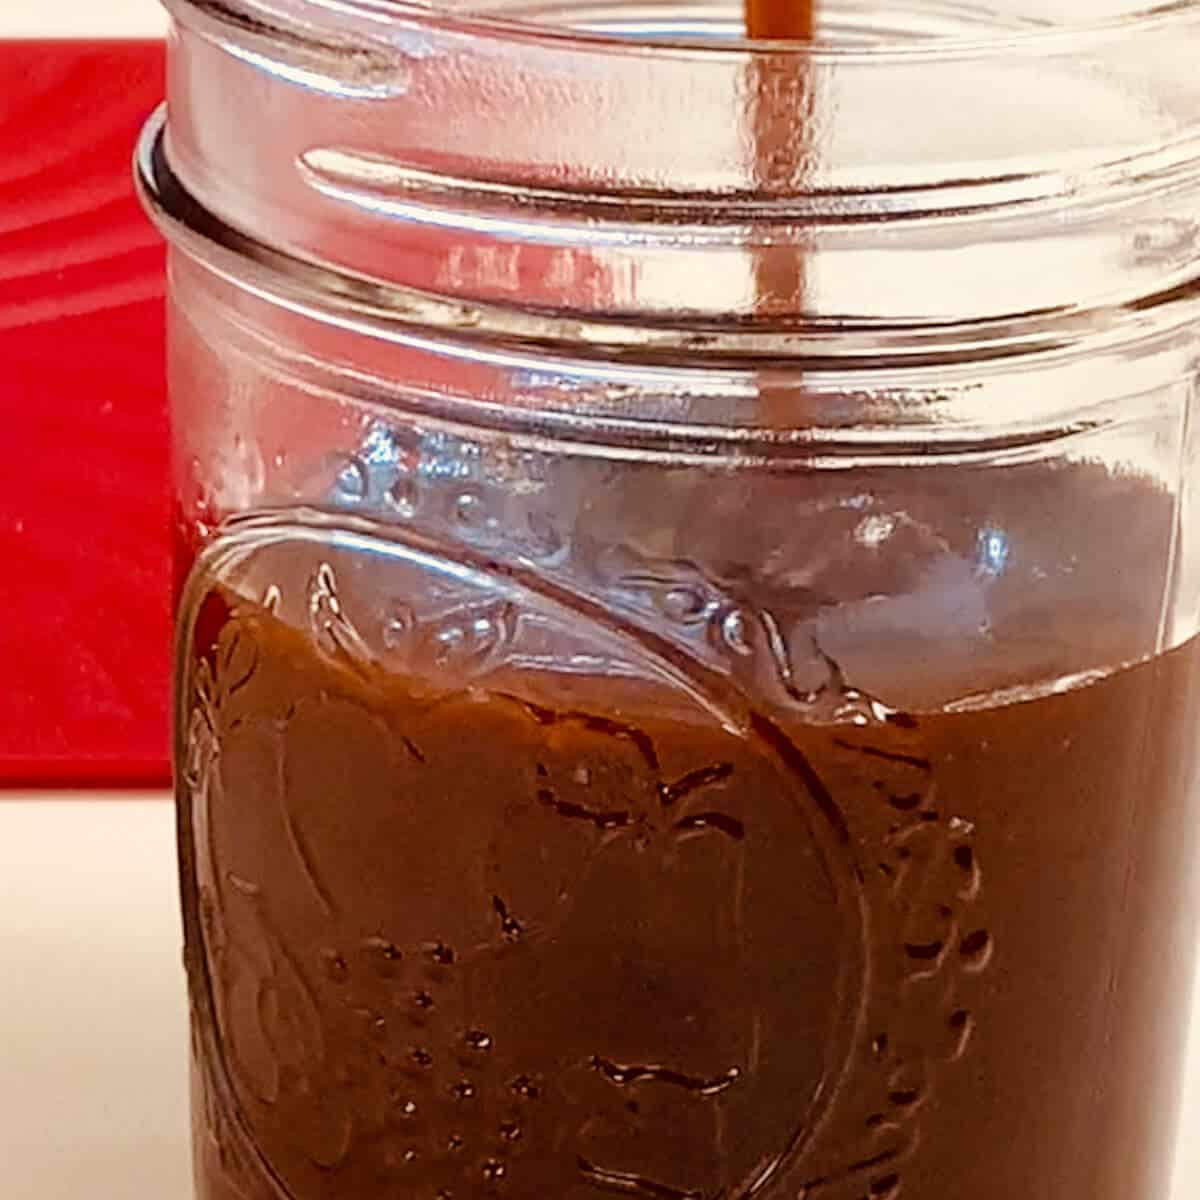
3;795;1200;1199
1;0;167;37
0;800;189;1200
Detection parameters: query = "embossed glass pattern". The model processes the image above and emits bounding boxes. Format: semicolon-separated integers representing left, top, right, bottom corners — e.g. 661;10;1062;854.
140;2;1200;1199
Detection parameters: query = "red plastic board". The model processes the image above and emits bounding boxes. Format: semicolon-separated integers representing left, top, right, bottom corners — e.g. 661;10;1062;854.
0;40;170;787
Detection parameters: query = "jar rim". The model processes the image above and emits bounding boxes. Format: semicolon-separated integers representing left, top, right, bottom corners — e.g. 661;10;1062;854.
156;0;1200;332
138;109;1200;372
168;0;1200;60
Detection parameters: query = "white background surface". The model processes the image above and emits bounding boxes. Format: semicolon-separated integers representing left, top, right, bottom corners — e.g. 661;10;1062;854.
1;801;189;1200
1;0;167;37
3;795;1200;1199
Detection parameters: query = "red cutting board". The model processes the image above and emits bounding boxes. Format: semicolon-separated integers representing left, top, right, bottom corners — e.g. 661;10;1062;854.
0;39;170;787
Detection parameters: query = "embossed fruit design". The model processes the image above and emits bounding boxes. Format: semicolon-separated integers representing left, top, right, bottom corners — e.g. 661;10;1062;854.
186;593;869;1200
182;535;985;1200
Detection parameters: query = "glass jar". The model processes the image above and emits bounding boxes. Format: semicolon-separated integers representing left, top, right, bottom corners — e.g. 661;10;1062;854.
139;2;1200;1199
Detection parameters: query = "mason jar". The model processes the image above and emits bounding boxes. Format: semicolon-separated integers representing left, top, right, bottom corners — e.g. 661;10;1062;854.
138;2;1200;1198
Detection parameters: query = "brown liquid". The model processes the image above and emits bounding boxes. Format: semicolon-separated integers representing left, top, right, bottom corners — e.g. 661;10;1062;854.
744;0;815;439
182;577;1200;1200
745;0;814;44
